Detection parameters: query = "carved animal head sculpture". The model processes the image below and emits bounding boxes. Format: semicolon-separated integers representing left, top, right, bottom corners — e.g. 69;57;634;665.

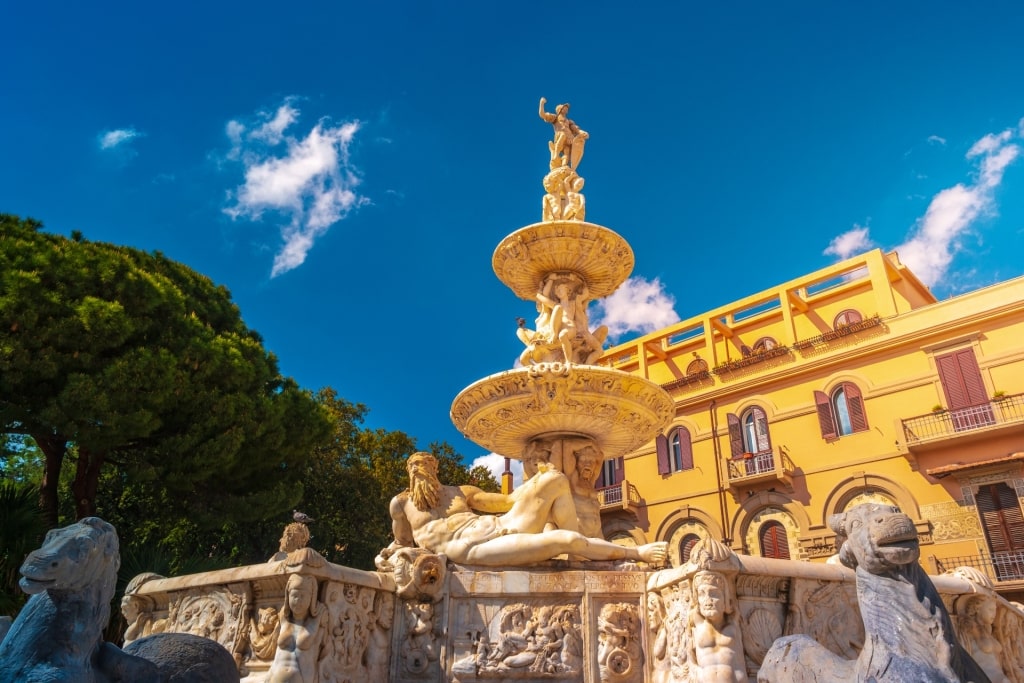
392;547;447;602
20;516;120;598
829;504;919;574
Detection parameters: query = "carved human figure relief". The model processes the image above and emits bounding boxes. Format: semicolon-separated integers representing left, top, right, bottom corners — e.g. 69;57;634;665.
403;600;439;676
268;574;328;683
567;440;604;539
663;580;694;682
456;602;582;676
647;592;670;683
121;572;168;646
598;602;643;683
365;593;395;681
954;593;1011;683
690;570;746;682
248;606;281;662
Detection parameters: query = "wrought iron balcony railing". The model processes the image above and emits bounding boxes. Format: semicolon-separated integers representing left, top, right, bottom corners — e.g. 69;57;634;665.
933;551;1024;583
597;480;640;510
902;392;1024;446
726;447;795;483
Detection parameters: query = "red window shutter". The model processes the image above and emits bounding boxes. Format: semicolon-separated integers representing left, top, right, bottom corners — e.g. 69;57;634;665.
814;390;837;440
677;427;694;470
727;413;743;458
977;482;1024;554
759;521;791;559
844;382;868;432
614;457;625;485
680;534;700;563
936;348;988;409
656;434;670;475
955;349;988;406
753;407;771;452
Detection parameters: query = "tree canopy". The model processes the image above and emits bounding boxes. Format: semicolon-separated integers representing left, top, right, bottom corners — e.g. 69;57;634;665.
0;213;498;604
0;214;333;528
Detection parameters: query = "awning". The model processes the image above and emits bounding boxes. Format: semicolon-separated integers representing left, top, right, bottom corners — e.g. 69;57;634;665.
926;452;1024;478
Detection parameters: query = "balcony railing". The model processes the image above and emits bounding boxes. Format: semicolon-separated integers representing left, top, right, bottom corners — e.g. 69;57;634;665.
726;447;795;485
597;480;640;510
791;314;883;350
712;345;790;375
902;393;1024;446
934;551;1024;583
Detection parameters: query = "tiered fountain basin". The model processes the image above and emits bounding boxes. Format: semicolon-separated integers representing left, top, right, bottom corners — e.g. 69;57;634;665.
450;363;674;460
492;221;634;302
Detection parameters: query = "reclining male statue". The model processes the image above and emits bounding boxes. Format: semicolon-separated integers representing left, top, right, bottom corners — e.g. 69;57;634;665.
378;451;666;568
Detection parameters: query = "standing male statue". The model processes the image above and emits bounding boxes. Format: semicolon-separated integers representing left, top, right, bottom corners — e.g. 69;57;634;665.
380;452;666;568
539;98;589;171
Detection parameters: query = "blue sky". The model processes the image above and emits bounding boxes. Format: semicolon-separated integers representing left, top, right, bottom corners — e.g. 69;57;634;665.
4;2;1024;481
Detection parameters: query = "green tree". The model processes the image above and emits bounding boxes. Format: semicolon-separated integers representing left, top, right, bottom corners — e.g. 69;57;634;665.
0;214;332;533
0;480;46;614
273;388;499;570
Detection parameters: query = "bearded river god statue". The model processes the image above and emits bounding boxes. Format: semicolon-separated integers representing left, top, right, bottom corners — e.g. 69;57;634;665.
376;452;667;569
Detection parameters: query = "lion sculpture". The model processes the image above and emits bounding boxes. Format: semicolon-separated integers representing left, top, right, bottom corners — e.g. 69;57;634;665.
0;516;238;682
758;503;990;683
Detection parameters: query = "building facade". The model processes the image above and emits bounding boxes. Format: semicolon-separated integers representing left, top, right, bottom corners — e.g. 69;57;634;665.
595;249;1024;599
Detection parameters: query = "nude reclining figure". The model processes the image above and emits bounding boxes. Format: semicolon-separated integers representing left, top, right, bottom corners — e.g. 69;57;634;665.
379;451;666;568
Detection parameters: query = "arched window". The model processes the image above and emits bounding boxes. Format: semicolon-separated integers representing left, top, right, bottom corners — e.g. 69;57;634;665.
814;383;868;440
727;406;770;457
656;426;694;474
759;521;791;559
833;309;863;329
679;533;701;564
752;337;778;354
686;358;709;376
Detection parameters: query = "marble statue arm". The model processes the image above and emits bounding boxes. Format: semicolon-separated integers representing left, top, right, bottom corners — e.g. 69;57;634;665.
464;486;514;514
539;97;555;123
387;494;416;552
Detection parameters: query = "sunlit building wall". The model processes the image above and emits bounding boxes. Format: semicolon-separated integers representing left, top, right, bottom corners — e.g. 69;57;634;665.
595;249;1024;599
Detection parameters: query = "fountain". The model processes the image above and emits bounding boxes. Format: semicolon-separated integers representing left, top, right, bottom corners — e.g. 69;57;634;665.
104;101;1024;683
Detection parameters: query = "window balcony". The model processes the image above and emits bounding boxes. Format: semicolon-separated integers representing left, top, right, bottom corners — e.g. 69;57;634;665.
597;480;641;513
901;392;1024;452
726;447;795;490
933;551;1024;586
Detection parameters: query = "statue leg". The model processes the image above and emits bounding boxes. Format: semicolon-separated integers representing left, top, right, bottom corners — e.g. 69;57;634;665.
504;469;579;533
463;529;667;567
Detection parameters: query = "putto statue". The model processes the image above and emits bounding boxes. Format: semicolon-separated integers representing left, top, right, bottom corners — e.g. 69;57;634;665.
378;451;667;568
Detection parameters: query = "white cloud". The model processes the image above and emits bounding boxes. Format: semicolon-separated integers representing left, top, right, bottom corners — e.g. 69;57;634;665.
98;128;141;150
824;225;874;260
897;127;1019;286
592;276;680;341
822;121;1021;288
927;135;947;145
224;102;367;277
471;453;523;488
967;129;1013;158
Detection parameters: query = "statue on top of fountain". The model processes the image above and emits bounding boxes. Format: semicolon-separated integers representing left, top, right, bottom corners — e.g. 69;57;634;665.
540;97;588;223
377;451;666;569
516;270;608;366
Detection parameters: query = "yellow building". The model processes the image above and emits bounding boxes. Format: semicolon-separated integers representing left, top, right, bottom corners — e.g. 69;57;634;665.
595;249;1024;599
